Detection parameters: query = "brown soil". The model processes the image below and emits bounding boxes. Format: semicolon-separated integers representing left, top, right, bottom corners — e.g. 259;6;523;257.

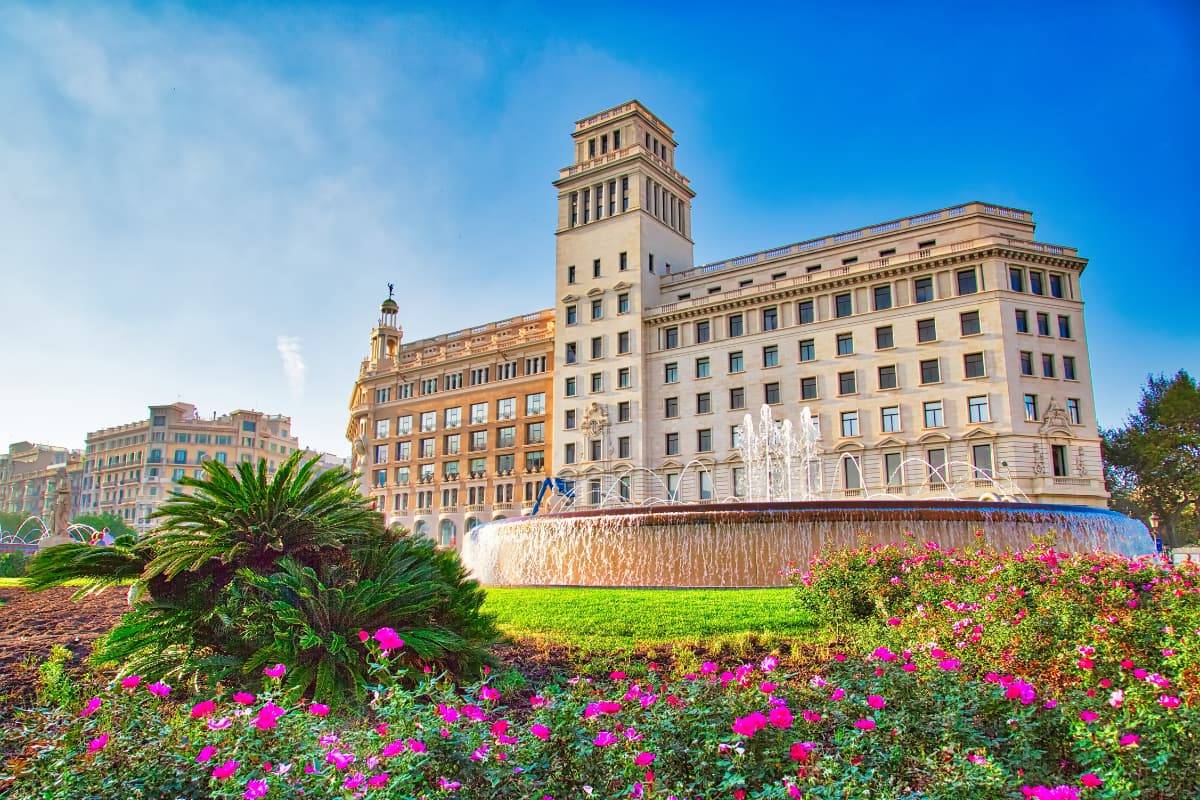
0;586;126;710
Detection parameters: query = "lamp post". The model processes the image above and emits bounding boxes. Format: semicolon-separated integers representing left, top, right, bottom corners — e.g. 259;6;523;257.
1149;512;1162;553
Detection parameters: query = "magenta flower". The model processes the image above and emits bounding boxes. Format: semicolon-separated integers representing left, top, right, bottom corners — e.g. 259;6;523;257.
760;655;779;672
886;616;902;626
531;723;551;740
802;709;822;723
190;699;216;719
263;664;286;679
147;681;171;698
938;658;962;671
768;705;793;729
593;731;618;747
854;718;877;731
381;740;405;757
308;703;330;717
233;692;256;705
634;752;656;766
196;745;218;763
253;702;286;730
358;630;370;643
438;704;460;723
731;712;767;737
1119;733;1140;747
480;686;500;702
610;670;627;680
343;772;365;790
87;733;109;753
1081;773;1103;788
1159;695;1181;709
243;779;269;800
407;739;427;753
80;697;102;718
212;760;240;780
119;674;141;689
367;773;389;788
207;717;232;731
867;695;887;710
1079;710;1099;723
373;627;405;651
327;751;356;770
438;777;462;791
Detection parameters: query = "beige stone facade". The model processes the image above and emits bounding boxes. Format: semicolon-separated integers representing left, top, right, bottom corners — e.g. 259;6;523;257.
0;442;84;523
347;302;555;544
349;100;1109;546
82;403;303;531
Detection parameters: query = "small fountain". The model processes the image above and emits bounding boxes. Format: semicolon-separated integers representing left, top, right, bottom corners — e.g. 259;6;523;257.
461;405;1156;587
0;483;102;554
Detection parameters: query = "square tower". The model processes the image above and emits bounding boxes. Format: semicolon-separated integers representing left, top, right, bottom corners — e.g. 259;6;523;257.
552;101;695;501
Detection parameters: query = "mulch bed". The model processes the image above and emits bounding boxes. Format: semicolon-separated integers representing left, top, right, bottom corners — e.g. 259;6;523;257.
0;586;127;711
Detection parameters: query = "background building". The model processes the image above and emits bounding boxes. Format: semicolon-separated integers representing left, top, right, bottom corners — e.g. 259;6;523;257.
0;442;84;524
348;298;554;544
82;403;303;531
350;100;1108;548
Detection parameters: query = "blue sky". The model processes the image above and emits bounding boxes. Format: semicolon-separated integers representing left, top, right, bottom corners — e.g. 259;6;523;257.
2;1;1197;455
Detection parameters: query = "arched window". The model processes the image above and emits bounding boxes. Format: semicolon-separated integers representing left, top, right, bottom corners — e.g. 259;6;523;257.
413;519;429;539
439;519;456;547
465;517;480;532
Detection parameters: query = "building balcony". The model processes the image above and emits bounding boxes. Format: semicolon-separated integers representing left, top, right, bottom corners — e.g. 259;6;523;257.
465;504;485;514
494;502;513;511
441;506;459;515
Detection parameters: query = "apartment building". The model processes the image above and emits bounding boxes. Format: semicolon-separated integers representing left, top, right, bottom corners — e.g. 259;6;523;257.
0;442;84;523
347;298;554;544
349;100;1108;546
83;403;303;531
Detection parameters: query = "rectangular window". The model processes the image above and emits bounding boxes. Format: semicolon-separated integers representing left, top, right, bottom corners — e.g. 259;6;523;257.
1015;309;1029;334
564;443;576;465
444;407;462;428
696;392;712;413
593;258;601;278
590;373;603;392
1067;398;1081;424
799;339;815;361
881;405;900;433
878;364;897;390
565;376;577;397
567;265;576;284
920;358;941;384
564;409;576;430
729;351;744;373
960;310;981;336
973;443;994;478
1009;267;1025;293
730;387;745;409
762;307;778;331
526;393;546;415
836;333;854;356
618;436;631;459
665;433;679;456
697;429;713;452
964;352;986;378
873;284;892;311
797;300;814;324
956;268;978;295
565;342;577;365
1020;351;1034;376
1063;356;1077;380
470;430;487;451
1030;270;1045;295
917;318;937;343
618;367;631;388
420;438;435;459
884;452;903;486
728;313;744;337
663;327;679;349
1024;394;1039;421
924;400;944;428
840;411;859;437
621;177;629;211
566;305;578;325
875;325;894;350
617;401;630;422
838;370;857;395
664;362;679;383
665;397;679;418
1058;315;1072;338
589;440;602;461
591;299;603;320
968;394;990;423
444;433;462;454
695;320;711;343
764;382;780;404
801;377;818;400
591;336;603;359
1049;273;1065;298
617;293;630;314
914;276;934;303
843;456;862;490
617;331;631;354
835;293;852;318
763;345;779;368
1037;312;1051;336
619;251;627;271
699;471;713;500
1052;444;1069;477
696;356;711;378
1042;354;1055;378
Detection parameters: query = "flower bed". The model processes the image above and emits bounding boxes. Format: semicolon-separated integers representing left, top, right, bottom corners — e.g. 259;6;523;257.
6;542;1199;799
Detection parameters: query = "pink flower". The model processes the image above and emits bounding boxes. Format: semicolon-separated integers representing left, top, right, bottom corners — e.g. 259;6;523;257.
802;709;822;723
760;655;779;672
437;704;460;723
1079;710;1099;723
243;779;268;800
367;773;389;787
634;751;656;766
233;692;256;705
789;741;816;762
872;646;897;662
196;745;218;763
867;695;886;710
531;723;551;740
731;712;767;737
343;773;365;790
939;658;962;671
593;731;618;747
381;740;406;757
212;760;240;780
480;686;500;702
263;664;286;679
1159;695;1181;709
373;627;405;651
147;681;171;698
120;674;141;689
759;681;777;694
610;670;627;680
854;718;877;731
1080;773;1103;788
190;699;216;719
254;703;286;730
1119;733;1140;747
308;703;330;717
438;777;462;791
407;739;427;753
700;661;717;674
530;695;548;708
327;751;356;770
769;706;793;728
830;688;846;702
207;717;232;731
81;697;102;718
358;630;370;642
886;616;902;626
87;733;108;753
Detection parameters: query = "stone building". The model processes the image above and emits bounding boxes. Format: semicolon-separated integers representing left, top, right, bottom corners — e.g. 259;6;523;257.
0;442;84;525
347;298;555;544
349;100;1107;546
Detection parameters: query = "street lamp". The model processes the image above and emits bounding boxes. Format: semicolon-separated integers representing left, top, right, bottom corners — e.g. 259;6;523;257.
1149;513;1162;552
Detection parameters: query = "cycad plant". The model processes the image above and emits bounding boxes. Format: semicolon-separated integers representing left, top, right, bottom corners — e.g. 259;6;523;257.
26;452;496;701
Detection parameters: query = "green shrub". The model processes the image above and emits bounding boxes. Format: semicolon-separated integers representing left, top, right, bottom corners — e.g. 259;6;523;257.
35;645;79;709
0;550;28;577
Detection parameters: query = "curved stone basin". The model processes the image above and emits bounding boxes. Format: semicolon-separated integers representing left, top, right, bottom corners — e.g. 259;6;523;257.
461;500;1155;588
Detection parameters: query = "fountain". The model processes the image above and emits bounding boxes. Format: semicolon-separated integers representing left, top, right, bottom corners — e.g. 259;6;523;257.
0;484;103;554
461;405;1156;588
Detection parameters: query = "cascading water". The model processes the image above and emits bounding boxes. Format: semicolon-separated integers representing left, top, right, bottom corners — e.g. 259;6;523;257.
460;405;1157;588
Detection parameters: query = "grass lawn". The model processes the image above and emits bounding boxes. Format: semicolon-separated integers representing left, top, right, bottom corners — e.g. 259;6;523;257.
0;577;27;588
482;587;814;652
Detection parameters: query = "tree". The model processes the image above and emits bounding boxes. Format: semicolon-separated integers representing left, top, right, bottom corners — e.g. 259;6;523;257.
1102;370;1200;547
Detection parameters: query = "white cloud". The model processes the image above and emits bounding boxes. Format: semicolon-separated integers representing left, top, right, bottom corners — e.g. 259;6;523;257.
276;336;306;398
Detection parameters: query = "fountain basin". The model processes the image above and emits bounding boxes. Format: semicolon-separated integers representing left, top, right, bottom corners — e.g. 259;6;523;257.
462;500;1155;588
